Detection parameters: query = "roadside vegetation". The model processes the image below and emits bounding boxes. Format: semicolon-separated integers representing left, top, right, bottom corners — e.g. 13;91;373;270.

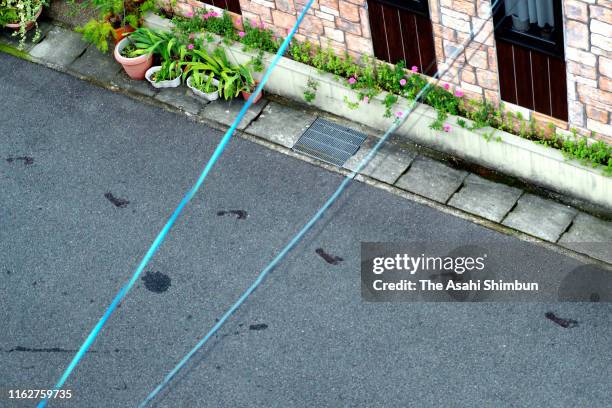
3;0;606;174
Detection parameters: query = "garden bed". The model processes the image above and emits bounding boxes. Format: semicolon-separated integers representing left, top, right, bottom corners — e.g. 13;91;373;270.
223;43;610;209
136;12;612;210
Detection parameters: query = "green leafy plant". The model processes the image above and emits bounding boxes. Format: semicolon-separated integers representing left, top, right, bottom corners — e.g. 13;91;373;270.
77;19;114;52
430;110;447;131
343;95;360;110
172;9;238;44
74;0;151;52
464;99;496;130
127;27;176;56
190;71;218;93
0;5;18;25
125;28;185;81
303;77;318;103
250;49;264;73
239;19;280;53
289;40;312;64
382;94;398;118
185;46;249;99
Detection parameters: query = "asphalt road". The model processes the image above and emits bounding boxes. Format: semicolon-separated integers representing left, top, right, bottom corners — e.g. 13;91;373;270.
1;53;611;408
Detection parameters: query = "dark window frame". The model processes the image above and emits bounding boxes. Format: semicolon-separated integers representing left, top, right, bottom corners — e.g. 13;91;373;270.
371;0;429;17
493;0;564;59
202;0;242;15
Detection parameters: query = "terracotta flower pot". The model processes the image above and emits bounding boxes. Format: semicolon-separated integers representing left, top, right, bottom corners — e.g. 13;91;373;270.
241;81;263;103
241;90;262;104
5;6;42;31
114;37;153;80
113;25;135;44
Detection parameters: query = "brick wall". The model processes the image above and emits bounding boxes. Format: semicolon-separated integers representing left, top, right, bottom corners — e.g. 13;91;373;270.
428;0;500;103
564;0;612;141
239;0;374;57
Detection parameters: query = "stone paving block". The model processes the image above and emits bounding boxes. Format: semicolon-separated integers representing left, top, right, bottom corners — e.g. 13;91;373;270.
29;26;87;66
155;87;204;115
245;101;316;148
502;194;577;242
0;21;52;52
69;45;122;82
199;97;268;130
344;136;417;184
448;174;523;222
110;70;158;97
558;213;612;264
395;156;468;203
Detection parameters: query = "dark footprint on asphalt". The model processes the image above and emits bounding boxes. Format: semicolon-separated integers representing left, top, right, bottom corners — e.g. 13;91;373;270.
316;248;343;265
6;156;34;165
217;210;248;219
105;192;130;208
141;271;171;293
545;312;578;328
249;323;268;331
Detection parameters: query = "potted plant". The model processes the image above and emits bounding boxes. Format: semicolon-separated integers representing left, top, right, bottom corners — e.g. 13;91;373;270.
144;35;185;88
238;64;262;103
186;71;220;101
0;0;46;48
145;62;182;88
113;35;153;79
188;47;240;100
76;0;155;52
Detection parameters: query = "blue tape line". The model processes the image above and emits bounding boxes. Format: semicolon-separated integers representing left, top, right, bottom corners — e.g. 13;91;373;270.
36;1;315;407
137;1;502;405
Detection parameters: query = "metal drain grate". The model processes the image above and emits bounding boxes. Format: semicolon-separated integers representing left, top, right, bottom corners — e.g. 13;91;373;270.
292;118;368;166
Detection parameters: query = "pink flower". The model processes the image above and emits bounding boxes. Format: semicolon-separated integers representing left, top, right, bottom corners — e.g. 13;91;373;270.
210;11;220;17
185;11;193;17
250;19;258;28
411;65;418;73
236;18;242;25
443;83;450;90
188;33;195;40
443;124;451;132
238;31;245;38
259;21;265;29
363;96;369;103
399;78;406;86
348;77;357;85
454;89;464;97
187;43;194;50
395;111;403;118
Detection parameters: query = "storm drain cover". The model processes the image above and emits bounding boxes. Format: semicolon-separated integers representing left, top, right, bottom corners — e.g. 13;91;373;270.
292;118;368;166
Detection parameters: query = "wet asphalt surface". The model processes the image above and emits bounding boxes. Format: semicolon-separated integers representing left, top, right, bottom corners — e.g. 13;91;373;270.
1;53;611;407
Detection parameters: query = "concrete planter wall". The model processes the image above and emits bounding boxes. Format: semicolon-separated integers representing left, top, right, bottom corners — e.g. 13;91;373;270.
223;43;611;209
143;20;611;209
143;12;175;32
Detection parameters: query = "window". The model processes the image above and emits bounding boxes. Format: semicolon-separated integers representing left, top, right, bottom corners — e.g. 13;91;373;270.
493;0;563;58
366;0;437;75
201;0;241;15
493;0;568;120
